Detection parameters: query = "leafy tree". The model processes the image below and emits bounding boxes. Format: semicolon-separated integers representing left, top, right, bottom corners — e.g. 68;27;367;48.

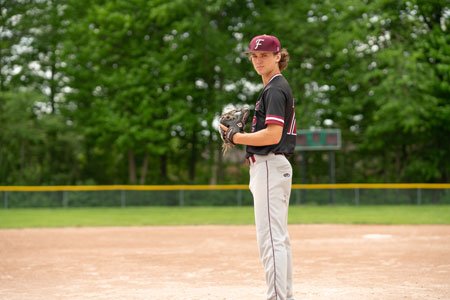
153;0;256;183
62;0;168;183
1;0;70;112
1;0;448;185
1;1;83;184
250;0;449;183
0;90;83;184
358;0;450;182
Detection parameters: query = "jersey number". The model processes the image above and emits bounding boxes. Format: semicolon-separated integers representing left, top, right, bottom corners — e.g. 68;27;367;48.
287;112;297;135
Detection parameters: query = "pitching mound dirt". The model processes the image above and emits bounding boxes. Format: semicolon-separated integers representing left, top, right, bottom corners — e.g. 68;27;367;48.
1;225;449;299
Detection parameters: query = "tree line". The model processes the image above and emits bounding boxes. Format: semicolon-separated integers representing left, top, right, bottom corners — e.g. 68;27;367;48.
1;0;449;185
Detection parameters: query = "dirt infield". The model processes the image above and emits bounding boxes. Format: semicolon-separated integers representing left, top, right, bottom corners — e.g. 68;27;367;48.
0;225;449;300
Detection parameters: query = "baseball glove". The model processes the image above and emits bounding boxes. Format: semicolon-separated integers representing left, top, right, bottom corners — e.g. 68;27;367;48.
219;107;250;154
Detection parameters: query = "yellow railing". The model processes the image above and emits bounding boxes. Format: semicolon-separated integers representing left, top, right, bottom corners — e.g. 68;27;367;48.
0;185;246;191
293;183;450;189
1;184;449;208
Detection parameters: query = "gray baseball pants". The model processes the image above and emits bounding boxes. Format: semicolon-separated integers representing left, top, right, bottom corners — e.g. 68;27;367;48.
249;153;295;300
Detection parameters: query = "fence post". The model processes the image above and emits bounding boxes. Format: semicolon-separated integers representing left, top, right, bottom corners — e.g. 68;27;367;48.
354;188;360;206
3;191;8;209
417;188;422;205
62;191;68;208
237;190;242;206
179;190;184;206
296;189;301;205
121;190;126;208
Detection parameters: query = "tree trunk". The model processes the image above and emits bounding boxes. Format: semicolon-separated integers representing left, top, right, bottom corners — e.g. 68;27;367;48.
139;153;149;184
128;150;136;184
209;137;217;185
188;130;197;182
160;154;167;183
50;60;56;114
215;141;224;183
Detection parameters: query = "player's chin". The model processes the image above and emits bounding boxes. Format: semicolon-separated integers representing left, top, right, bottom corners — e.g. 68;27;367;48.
254;68;264;75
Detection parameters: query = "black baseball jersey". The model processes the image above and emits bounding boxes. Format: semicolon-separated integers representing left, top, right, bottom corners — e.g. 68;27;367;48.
246;74;297;157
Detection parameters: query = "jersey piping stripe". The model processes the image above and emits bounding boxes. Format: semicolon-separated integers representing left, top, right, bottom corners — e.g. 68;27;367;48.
267;73;282;84
265;161;278;299
266;115;284;126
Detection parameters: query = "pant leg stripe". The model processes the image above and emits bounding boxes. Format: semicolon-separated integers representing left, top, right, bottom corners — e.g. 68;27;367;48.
265;161;278;299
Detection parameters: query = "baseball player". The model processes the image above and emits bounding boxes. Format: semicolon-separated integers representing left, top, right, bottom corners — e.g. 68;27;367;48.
221;34;297;300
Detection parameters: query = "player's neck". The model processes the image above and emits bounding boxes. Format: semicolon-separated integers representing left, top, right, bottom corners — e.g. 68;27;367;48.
262;70;281;86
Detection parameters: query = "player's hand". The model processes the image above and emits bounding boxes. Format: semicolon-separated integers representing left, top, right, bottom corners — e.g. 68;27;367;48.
218;107;249;153
219;124;228;132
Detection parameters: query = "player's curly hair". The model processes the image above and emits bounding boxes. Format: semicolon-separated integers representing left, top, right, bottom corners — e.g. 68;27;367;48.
278;48;290;72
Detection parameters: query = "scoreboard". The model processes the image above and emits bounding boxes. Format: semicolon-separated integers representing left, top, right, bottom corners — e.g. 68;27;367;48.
295;129;342;151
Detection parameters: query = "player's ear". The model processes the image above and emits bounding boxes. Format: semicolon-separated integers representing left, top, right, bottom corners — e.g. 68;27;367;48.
275;52;281;62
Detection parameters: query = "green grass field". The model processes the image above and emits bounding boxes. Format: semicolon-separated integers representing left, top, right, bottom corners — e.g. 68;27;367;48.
1;205;449;228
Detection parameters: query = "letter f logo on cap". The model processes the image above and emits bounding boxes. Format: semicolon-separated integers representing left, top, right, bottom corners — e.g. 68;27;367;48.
248;35;281;52
254;38;264;50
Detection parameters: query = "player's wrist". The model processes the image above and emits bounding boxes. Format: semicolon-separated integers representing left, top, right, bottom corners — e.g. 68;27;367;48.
233;132;243;145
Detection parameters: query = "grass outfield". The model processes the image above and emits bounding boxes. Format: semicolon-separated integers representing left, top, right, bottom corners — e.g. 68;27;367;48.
0;205;449;228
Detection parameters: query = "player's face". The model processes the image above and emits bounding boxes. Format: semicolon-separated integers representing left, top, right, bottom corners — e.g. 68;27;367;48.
250;51;280;76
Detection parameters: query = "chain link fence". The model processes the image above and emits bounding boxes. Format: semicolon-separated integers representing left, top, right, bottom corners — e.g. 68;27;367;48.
1;184;449;208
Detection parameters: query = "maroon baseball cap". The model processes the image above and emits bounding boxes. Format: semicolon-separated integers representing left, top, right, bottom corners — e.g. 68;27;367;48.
247;34;281;52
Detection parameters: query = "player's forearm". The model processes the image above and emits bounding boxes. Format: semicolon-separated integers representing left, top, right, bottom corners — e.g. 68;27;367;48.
233;127;282;146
